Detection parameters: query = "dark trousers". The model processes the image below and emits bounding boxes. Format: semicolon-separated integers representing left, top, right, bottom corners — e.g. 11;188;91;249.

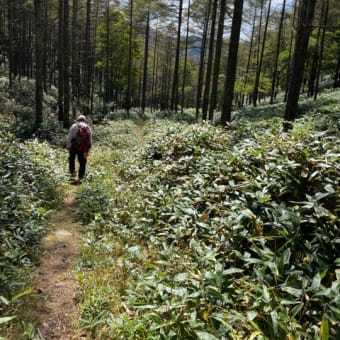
69;148;87;179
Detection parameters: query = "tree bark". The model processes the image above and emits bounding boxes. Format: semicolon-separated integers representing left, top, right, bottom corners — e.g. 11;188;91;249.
284;0;298;102
209;0;226;121
202;0;218;121
72;0;80;109
34;0;44;130
314;0;329;100
57;0;64;122
63;0;70;128
84;0;92;114
171;0;183;112
195;2;211;120
241;6;257;107
221;0;244;125
126;0;133;115
253;0;272;107
181;0;191;114
141;9;150;115
270;0;286;104
284;0;317;124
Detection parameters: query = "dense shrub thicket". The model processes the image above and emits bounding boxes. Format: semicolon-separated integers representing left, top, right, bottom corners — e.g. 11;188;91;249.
0;132;66;308
77;92;339;339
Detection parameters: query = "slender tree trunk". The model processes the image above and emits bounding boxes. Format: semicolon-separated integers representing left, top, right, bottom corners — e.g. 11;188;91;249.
166;37;173;110
104;0;110;115
181;0;190;114
255;0;264;70
308;1;323;97
160;37;172;110
63;0;70;128
284;0;317;124
241;7;257;107
221;0;244;125
270;0;286;104
202;0;218;120
57;0;64;122
314;0;329;100
284;0;298;102
43;2;48;93
89;0;99;116
253;0;272;107
171;0;183;112
84;0;92;113
126;0;133;116
142;9;150;115
151;18;159;112
34;0;44;130
195;2;211;120
7;0;14;87
209;0;226;121
72;0;80;110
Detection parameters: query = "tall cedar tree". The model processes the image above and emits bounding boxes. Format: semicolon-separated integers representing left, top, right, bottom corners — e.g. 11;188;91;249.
171;0;183;112
270;0;286;104
34;0;44;129
314;0;329;99
126;0;133;115
57;0;64;122
202;0;218;121
284;0;298;102
195;1;210;119
253;0;272;107
63;0;70;128
209;0;227;121
142;9;150;115
284;0;317;124
221;0;244;125
181;0;191;113
241;6;257;106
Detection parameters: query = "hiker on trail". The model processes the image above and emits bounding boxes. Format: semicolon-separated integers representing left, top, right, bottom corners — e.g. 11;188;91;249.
67;115;92;182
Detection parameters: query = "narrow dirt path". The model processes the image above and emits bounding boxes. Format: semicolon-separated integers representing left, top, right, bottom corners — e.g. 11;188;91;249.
33;185;86;340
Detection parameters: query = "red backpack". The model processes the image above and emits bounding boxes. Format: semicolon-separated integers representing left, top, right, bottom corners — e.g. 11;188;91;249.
74;123;91;152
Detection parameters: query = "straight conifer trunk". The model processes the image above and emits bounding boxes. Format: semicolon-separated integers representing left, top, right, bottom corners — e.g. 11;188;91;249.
72;0;80;108
171;0;183;112
202;0;218;121
195;2;210;120
221;0;244;125
270;0;286;104
241;7;256;107
181;0;191;114
57;0;64;122
253;0;271;107
126;0;133;115
284;0;316;123
209;0;227;121
63;0;70;128
142;9;150;115
34;0;44;129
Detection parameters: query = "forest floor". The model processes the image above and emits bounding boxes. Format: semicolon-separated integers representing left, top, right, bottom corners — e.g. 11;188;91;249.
31;183;86;340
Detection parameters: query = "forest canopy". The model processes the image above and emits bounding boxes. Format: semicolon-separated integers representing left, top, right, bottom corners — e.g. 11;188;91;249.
0;0;339;129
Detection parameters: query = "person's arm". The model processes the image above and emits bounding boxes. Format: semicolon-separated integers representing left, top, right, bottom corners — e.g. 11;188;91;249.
67;124;78;149
88;126;93;149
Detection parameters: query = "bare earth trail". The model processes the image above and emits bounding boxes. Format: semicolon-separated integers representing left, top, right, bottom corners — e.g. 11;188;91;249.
33;185;86;340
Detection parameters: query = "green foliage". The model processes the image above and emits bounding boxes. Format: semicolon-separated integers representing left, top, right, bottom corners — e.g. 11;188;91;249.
0;77;65;143
77;92;340;339
0;133;67;321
